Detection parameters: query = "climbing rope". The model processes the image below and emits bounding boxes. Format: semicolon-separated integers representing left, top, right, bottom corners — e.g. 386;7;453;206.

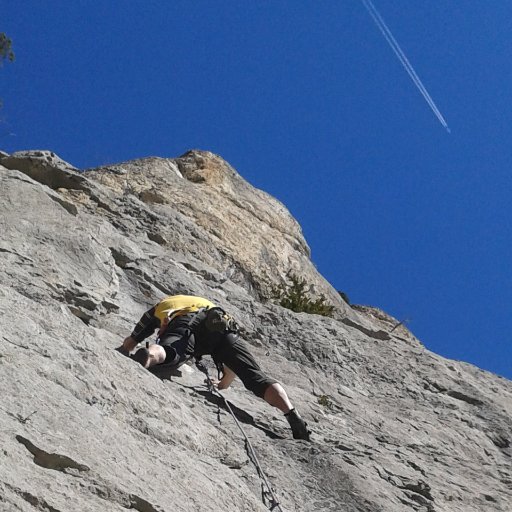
195;360;285;512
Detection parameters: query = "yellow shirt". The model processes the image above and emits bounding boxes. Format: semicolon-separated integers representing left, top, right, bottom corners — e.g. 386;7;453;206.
154;295;215;323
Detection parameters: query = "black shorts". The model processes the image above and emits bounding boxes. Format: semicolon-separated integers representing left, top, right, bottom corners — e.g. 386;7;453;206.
159;314;276;398
212;332;277;398
159;314;196;365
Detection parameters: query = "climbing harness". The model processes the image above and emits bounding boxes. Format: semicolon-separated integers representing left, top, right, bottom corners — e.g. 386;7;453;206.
195;360;285;512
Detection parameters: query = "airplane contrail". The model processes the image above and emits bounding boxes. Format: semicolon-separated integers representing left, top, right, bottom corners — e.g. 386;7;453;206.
361;0;450;133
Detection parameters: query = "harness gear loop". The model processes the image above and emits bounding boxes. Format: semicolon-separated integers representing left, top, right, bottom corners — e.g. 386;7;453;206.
195;360;285;512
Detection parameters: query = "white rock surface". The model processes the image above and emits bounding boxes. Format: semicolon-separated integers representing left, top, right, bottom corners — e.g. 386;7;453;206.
0;151;510;512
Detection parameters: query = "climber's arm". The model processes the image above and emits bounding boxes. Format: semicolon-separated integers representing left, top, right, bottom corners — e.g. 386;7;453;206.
116;307;160;354
216;365;237;390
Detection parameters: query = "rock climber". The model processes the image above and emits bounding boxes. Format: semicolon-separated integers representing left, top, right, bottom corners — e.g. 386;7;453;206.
116;294;310;440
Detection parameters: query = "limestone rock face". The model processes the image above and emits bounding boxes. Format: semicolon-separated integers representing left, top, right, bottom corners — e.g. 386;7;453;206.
83;150;347;313
1;150;511;512
1;150;84;191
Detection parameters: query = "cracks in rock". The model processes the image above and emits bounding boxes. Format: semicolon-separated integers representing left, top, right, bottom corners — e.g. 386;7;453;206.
374;434;401;447
64;289;98;312
111;248;129;269
376;465;435;511
147;232;167;245
488;432;510;449
140;271;173;295
406;459;427;477
85;482;163;512
323;438;363;466
121;265;172;297
445;390;484;407
101;298;120;313
14;435;163;511
423;380;448;393
0;247;34;264
401;480;434;501
424;379;485;407
1;156;88;192
68;309;91;325
86;192;120;216
43;282;119;326
110;247;136;269
126;493;162;512
3;482;63;512
341;318;390;341
0;406;38;426
2;336;51;358
45;193;78;216
16;435;90;473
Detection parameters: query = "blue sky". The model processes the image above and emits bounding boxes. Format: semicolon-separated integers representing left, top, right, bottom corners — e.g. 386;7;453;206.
3;1;511;380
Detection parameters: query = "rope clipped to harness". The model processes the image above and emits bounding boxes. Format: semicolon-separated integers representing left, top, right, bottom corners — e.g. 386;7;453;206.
195;360;284;512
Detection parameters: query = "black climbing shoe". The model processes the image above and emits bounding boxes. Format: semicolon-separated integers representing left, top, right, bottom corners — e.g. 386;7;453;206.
115;346;130;357
130;348;150;367
285;409;311;441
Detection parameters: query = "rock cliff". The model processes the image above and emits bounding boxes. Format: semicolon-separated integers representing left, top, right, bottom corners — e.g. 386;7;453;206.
0;149;510;512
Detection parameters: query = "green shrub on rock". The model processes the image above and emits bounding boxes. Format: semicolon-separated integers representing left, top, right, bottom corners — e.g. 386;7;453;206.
272;273;335;317
0;33;15;65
